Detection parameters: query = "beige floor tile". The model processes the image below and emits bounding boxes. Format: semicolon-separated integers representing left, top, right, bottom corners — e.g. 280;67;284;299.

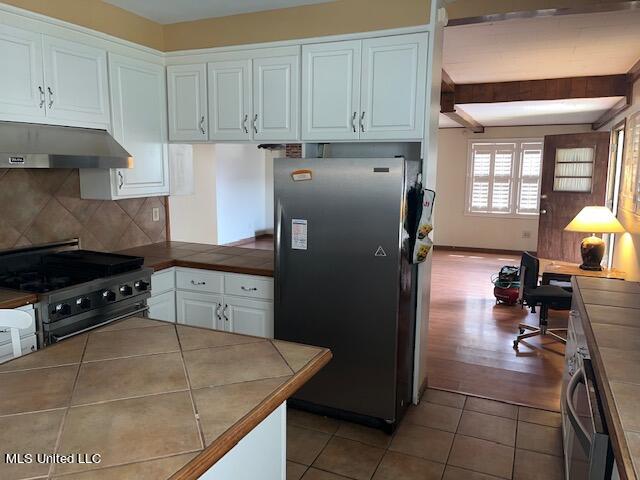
287;461;308;480
273;340;323;372
448;434;515;479
177;325;263;351
513;448;564;480
194;377;289;443
288;408;340;434
184;341;292;388
423;388;467;409
465;397;518;419
334;421;392;448
72;352;188;405
302;468;352;480
372;451;444;480
312;436;385;480
98;317;169;332
0;364;78;415
0;335;86;372
518;407;562;428
457;410;517;446
516;421;563;456
83;325;179;362
443;465;504;480
54;391;201;475
404;401;462;432
0;409;65;479
287;425;331;466
389;422;454;463
50;452;199;480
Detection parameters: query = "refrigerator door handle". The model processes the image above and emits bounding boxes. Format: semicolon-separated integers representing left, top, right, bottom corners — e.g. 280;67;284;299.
275;201;285;304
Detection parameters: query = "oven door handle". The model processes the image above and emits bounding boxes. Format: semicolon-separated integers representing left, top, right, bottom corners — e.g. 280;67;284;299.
51;306;149;342
566;366;592;453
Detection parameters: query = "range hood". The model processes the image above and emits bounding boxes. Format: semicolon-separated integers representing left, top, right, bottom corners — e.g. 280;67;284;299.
0;121;133;169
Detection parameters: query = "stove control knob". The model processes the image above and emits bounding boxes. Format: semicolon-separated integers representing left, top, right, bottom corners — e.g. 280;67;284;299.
134;280;149;291
102;290;116;302
119;285;133;296
54;303;71;315
76;297;91;309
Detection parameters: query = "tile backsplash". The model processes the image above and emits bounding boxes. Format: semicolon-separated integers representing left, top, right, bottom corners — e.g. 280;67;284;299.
0;169;166;251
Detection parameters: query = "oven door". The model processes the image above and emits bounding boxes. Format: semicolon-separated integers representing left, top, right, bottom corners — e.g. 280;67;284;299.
564;358;614;480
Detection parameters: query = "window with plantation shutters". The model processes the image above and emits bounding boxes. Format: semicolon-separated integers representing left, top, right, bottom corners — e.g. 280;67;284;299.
467;140;543;217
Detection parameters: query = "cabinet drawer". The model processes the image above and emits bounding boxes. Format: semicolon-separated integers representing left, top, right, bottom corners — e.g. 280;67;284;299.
224;273;274;300
0;306;36;345
176;268;224;294
151;268;176;295
0;334;37;364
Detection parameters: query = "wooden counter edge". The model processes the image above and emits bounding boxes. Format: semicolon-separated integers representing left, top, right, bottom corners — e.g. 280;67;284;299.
572;277;637;480
0;293;39;309
147;259;274;278
169;348;332;480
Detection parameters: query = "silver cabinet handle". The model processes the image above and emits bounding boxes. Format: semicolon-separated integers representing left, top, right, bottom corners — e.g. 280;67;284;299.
47;87;54;108
242;114;248;134
253;114;258;134
359;111;365;132
241;286;258;292
38;86;45;108
215;303;222;319
199;115;206;134
223;304;229;322
351;112;357;133
190;280;206;286
117;171;124;189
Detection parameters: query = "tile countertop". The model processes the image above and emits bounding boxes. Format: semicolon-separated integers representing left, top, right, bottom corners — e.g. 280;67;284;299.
573;276;640;480
0;317;331;480
117;241;274;277
0;288;39;309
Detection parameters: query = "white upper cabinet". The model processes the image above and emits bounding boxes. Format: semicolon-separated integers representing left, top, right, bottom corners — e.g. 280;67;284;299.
208;59;252;141
359;33;426;140
167;64;208;141
301;33;427;141
42;36;110;126
0;24;45;119
253;55;299;141
301;40;361;141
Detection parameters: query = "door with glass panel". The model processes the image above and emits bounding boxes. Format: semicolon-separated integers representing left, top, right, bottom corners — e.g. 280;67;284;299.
537;132;611;262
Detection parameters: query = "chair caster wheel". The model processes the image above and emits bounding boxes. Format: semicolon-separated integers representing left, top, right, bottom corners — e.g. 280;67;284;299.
519;328;525;334
513;340;519;350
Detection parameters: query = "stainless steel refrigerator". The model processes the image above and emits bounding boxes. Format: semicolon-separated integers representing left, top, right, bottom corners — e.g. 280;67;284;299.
274;153;419;430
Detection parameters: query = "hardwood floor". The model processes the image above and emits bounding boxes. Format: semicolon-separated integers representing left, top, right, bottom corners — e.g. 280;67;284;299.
227;234;274;250
426;250;566;412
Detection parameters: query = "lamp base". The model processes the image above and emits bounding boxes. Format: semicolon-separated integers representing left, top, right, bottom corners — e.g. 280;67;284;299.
579;235;605;271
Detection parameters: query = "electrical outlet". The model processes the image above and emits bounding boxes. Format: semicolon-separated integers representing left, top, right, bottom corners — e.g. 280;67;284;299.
522;230;531;239
152;207;160;222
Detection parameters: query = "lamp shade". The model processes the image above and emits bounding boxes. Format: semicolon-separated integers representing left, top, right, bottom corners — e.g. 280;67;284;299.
564;206;625;233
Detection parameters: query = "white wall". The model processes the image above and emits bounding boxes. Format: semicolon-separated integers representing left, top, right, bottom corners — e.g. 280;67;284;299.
263;149;282;233
169;144;218;244
215;144;268;245
435;124;592;251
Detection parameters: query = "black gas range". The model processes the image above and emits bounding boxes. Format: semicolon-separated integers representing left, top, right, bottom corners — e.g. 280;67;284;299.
0;240;152;346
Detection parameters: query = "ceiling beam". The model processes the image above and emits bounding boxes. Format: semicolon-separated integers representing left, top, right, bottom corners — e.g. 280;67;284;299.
454;75;629;104
441;69;455;94
591;59;639;130
630;57;640;83
441;93;484;132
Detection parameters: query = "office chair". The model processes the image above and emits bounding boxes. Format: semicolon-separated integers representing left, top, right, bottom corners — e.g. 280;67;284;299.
513;252;572;350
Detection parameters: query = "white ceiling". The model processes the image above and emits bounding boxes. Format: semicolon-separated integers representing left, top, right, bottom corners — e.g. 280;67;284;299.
439;97;624;128
104;0;333;24
444;10;640;83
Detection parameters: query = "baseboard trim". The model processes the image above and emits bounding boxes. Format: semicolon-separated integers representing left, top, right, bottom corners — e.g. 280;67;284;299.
434;245;535;257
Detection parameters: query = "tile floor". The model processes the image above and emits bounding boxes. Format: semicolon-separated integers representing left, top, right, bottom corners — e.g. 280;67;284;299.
286;388;564;480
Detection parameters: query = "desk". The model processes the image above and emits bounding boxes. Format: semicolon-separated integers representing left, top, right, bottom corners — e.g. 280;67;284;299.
539;258;626;285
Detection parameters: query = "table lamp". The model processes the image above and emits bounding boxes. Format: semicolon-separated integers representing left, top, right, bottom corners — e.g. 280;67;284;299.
564;206;625;271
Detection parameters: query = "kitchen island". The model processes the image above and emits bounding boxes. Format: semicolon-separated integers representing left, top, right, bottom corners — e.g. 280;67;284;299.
0;317;330;480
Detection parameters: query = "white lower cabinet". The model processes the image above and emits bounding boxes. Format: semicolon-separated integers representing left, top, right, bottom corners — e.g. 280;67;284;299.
223;297;274;338
147;290;176;323
176;290;223;330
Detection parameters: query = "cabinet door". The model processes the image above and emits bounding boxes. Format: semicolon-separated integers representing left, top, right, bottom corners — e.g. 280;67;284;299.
223;297;273;338
253;55;299;141
207;60;252;141
359;33;427;140
167;64;207;141
43;36;110;126
148;290;176;323
301;40;360;141
0;24;45;119
176;290;222;330
109;53;169;197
